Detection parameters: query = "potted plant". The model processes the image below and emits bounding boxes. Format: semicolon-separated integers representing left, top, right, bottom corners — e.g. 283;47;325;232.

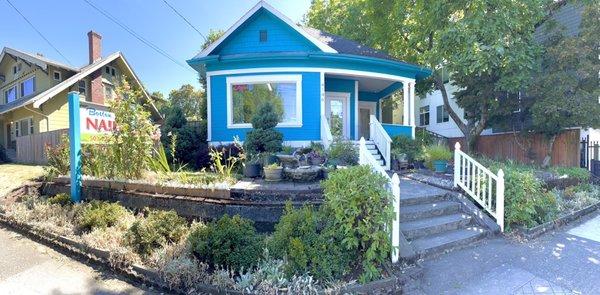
243;154;262;178
307;150;326;165
424;144;453;173
264;163;283;181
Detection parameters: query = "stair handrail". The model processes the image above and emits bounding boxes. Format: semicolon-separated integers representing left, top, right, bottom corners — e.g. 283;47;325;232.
321;113;333;150
358;137;400;263
453;142;505;232
369;115;392;170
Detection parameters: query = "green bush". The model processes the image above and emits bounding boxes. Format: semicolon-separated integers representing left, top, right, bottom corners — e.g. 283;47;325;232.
188;215;262;270
0;144;8;163
327;140;358;166
126;209;189;257
552;166;590;181
321;165;394;282
47;193;71;206
77;201;130;232
244;103;283;154
45;135;70;176
268;203;351;280
391;135;423;162
424;144;452;169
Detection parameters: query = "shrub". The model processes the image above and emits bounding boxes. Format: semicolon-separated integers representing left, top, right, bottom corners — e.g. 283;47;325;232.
321;165;394;282
552;166;590;181
327;139;358;166
47;193;71;206
244;102;283;154
424;144;452;169
268;203;350;280
77;201;131;232
391;135;423;162
126;209;189;257
45;135;70;176
188;214;262;270
0;144;8;163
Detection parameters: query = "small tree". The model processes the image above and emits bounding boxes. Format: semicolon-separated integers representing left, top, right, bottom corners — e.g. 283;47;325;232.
244;102;283;154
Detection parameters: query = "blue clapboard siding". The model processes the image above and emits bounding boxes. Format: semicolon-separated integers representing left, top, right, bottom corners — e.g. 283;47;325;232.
382;124;414;139
325;77;356;139
213;9;320;56
210;72;321;142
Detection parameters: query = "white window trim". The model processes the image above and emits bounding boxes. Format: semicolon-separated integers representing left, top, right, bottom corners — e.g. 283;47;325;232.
53;71;62;81
20;75;36;97
325;91;351;139
226;74;303;129
15;116;34;137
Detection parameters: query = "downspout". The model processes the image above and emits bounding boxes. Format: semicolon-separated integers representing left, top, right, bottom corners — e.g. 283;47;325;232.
24;105;49;133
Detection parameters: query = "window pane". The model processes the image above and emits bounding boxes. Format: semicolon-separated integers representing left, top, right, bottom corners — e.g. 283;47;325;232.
20;119;29;137
231;82;297;125
21;77;35;97
6;86;17;103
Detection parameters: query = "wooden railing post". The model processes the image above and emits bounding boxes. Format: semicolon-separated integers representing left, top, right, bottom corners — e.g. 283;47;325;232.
391;173;400;263
454;142;461;187
496;169;505;232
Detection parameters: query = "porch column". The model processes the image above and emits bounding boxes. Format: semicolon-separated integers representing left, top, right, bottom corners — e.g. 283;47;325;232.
409;81;416;127
403;82;409;125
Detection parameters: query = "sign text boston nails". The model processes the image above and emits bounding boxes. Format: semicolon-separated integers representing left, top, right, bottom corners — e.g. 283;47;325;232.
80;107;116;144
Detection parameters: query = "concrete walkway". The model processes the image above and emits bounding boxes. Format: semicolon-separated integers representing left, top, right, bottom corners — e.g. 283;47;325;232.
0;225;163;295
419;212;600;295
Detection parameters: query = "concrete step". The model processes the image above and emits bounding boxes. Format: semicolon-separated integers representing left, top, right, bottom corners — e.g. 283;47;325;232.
410;226;488;258
400;193;446;206
401;213;472;239
400;201;461;221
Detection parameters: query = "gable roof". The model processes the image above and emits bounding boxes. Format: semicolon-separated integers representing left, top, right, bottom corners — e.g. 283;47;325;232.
193;1;337;59
0;51;161;121
0;47;78;72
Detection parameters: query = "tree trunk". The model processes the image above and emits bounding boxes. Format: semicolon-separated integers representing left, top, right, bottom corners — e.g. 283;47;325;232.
542;134;557;168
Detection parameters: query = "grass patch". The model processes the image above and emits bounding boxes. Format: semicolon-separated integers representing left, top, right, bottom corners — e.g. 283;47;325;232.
0;164;45;196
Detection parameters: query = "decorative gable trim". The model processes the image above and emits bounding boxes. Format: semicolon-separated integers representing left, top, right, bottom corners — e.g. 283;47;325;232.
193;1;337;59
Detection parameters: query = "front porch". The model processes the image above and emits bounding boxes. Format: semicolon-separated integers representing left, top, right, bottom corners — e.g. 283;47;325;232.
320;72;417;170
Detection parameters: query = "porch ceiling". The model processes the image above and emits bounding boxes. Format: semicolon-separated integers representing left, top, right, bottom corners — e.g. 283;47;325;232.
326;74;396;93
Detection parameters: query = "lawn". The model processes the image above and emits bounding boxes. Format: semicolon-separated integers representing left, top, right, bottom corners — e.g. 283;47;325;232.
0;164;45;196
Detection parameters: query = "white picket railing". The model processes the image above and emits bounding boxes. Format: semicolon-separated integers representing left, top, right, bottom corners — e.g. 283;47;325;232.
369;115;392;170
453;142;505;232
358;137;401;263
321;113;333;150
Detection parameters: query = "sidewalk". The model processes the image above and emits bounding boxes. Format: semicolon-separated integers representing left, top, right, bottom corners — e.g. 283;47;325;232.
419;212;600;295
0;225;163;295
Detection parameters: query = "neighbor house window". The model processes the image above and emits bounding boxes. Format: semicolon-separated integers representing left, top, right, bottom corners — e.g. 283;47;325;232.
53;71;62;81
436;105;449;123
20;76;35;97
259;30;268;42
227;75;302;128
78;80;87;95
5;85;17;103
105;66;116;77
419;106;430;126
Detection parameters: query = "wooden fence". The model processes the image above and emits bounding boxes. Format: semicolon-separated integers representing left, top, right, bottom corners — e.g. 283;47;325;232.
16;129;68;164
447;129;580;167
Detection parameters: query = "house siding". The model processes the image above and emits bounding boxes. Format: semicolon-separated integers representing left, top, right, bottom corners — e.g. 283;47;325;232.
215;9;319;56
209;71;321;143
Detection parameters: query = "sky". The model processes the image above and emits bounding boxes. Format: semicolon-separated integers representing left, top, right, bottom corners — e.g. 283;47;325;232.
0;0;312;96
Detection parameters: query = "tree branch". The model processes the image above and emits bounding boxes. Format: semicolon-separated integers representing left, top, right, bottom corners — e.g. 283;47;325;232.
434;75;467;135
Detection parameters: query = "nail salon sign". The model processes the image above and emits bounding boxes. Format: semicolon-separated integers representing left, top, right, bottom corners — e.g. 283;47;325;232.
80;107;116;144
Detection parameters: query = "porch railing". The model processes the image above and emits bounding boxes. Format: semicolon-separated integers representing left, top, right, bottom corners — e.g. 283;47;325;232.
321;113;333;150
369;115;392;170
358;137;400;263
453;142;505;232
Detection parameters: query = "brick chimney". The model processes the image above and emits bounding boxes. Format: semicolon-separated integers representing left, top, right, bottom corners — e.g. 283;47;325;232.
88;31;104;104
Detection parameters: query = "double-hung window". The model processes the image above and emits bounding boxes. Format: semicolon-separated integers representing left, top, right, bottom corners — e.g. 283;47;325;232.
17;117;33;137
226;74;302;128
20;76;35;97
419;106;430;126
5;85;17;103
436;105;449;123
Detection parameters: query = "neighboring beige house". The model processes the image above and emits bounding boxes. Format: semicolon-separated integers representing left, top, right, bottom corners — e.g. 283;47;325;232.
0;31;160;161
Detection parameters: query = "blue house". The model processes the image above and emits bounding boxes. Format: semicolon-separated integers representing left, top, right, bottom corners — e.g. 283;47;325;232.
187;1;431;170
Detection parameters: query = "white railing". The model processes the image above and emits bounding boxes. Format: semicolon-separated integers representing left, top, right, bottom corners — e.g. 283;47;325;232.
369;115;392;170
358;137;401;263
321;113;333;150
453;142;505;232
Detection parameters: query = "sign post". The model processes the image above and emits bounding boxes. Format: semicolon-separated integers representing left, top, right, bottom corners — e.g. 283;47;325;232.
68;91;82;202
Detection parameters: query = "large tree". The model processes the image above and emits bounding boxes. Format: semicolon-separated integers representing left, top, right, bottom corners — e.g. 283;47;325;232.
307;0;547;151
168;84;205;121
528;2;600;166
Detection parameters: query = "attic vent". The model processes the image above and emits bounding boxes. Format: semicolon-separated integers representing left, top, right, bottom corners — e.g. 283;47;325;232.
259;30;268;42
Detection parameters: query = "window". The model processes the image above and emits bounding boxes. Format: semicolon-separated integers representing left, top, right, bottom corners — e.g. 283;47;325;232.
436;105;449;123
419;106;430;126
227;75;302;128
53;71;62;81
20;76;35;97
105;66;116;77
12;63;21;75
5;85;17;103
16;117;33;137
78;80;87;95
259;30;268;42
104;83;115;99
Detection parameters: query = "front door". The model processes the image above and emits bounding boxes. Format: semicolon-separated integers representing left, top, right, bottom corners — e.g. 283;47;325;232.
325;92;350;139
5;123;16;150
358;102;377;140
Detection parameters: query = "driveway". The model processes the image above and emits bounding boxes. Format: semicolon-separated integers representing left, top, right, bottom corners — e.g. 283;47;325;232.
420;212;600;295
0;225;163;295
